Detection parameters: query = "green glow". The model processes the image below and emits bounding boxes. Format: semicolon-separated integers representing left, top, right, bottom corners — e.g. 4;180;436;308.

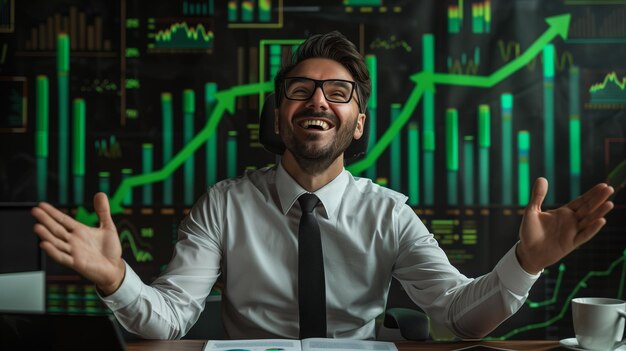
74;14;571;224
122;169;133;206
518;131;530;206
423;33;435;206
491;254;626;340
142;143;153;206
161;92;173;205
57;34;70;204
463;136;474;205
206;83;218;186
183;89;195;205
98;171;110;195
408;123;419;206
543;44;555;204
390;103;402;191
73;99;86;205
227;131;238;178
446;109;459;206
478;104;490;206
569;66;581;198
36;76;49;201
501;94;513;205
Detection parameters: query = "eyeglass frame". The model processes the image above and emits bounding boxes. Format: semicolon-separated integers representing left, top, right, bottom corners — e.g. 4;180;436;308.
282;76;364;113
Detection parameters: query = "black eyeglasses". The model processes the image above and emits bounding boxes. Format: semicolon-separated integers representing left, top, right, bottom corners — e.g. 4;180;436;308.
283;77;357;104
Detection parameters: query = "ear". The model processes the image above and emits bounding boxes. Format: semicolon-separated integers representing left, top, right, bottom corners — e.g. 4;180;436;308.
353;113;366;140
274;108;280;134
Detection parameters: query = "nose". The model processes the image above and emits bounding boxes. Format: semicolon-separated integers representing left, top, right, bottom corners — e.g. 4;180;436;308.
305;85;329;111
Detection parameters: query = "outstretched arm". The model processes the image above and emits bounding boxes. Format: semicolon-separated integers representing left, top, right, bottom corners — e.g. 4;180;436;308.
516;177;615;274
31;192;126;295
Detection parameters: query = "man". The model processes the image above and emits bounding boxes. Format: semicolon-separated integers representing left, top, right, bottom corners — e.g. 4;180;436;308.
32;31;614;340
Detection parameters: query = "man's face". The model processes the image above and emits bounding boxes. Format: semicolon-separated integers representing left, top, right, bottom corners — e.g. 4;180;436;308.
275;58;365;173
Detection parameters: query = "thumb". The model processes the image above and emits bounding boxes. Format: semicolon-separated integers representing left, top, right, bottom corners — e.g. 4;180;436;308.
93;192;115;230
527;177;548;212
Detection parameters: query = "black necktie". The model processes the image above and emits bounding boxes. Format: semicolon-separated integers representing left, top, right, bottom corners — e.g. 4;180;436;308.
297;193;327;338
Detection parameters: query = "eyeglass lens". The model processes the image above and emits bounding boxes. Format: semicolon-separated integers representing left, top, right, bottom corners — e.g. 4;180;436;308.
285;78;354;103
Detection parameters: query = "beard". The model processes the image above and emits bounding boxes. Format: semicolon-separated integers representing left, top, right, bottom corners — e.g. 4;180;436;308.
279;108;358;175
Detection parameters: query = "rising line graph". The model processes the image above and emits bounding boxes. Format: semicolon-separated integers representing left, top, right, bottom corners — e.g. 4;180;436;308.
75;14;572;225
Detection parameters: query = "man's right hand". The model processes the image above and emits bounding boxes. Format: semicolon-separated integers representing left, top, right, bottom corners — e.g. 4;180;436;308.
31;192;125;296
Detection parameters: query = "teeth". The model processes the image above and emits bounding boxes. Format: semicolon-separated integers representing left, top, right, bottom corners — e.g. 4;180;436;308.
300;119;330;131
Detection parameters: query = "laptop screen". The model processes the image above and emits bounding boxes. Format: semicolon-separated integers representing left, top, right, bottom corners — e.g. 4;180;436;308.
0;313;127;351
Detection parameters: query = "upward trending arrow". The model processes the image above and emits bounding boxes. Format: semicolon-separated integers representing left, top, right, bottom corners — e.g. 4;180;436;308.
348;14;571;175
76;15;571;225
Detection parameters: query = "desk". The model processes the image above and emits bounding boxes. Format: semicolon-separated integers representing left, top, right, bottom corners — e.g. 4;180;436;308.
126;340;561;351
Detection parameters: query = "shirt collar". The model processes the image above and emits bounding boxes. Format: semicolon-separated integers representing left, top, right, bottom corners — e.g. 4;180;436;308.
275;162;349;221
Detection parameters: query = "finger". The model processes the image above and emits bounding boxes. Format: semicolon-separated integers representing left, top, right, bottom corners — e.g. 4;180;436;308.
31;206;71;241
35;202;79;232
40;241;74;267
527;177;548;212
93;192;115;231
33;223;73;254
568;183;612;212
573;218;607;247
572;185;615;219
578;201;614;229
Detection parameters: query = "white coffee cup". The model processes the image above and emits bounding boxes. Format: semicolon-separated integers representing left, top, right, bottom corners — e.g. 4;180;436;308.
572;297;626;351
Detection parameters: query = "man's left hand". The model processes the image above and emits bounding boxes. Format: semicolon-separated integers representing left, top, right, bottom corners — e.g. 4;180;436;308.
516;177;614;274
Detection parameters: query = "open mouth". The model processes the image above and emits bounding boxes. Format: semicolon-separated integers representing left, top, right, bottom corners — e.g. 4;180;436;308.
298;119;333;131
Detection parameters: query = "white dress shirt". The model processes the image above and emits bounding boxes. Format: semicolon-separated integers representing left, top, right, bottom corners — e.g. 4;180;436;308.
100;163;540;340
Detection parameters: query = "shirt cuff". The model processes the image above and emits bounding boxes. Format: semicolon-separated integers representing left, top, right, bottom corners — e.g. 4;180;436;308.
495;243;542;296
98;261;143;311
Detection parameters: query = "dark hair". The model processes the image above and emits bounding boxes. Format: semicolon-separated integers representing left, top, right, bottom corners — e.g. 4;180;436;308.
274;31;371;113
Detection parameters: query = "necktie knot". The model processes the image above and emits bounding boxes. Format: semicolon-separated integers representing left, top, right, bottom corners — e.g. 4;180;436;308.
298;193;319;214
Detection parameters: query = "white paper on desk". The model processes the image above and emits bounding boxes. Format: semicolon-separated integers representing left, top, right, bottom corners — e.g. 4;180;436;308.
302;338;398;351
204;338;398;351
205;339;301;351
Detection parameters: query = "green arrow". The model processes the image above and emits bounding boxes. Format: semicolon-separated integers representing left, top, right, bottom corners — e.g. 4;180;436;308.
349;14;570;176
76;81;274;225
75;14;570;224
411;14;571;89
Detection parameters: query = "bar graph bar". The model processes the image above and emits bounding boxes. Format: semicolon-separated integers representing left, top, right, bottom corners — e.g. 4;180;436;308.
242;1;254;22
543;44;555;204
447;0;463;33
142;143;153;206
98;171;110;195
36;75;49;201
228;1;238;22
72;98;85;205
57;33;69;205
471;0;491;33
407;122;419;206
446;108;459;206
161;92;173;205
365;55;377;181
227;131;238;178
478;104;490;206
501;94;513;205
463;136;474;206
569;66;581;199
24;7;112;52
390;103;402;192
259;0;271;22
183;89;195;206
422;34;435;205
205;83;218;187
122;168;133;206
518;131;530;206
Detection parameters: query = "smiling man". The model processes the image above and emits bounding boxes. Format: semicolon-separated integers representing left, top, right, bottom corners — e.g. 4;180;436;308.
32;31;614;341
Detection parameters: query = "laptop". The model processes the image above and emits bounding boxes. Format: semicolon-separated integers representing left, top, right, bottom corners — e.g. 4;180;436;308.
0;312;127;351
